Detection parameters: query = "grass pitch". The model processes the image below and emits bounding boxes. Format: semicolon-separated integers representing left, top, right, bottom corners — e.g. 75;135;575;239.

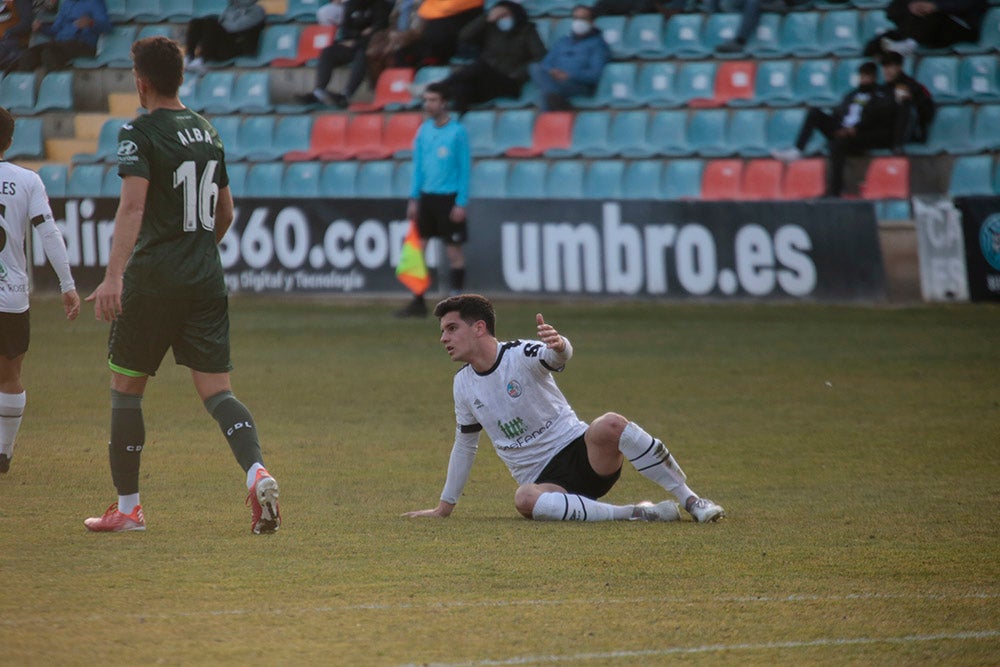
3;296;998;666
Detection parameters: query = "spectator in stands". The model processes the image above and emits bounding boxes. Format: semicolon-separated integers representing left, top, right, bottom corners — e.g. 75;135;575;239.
297;0;392;107
317;0;345;26
437;0;545;114
394;0;484;67
365;0;424;86
14;0;110;72
863;0;988;56
0;0;38;71
529;5;609;111
184;0;266;72
772;62;896;197
593;0;684;18
715;0;801;54
880;50;935;150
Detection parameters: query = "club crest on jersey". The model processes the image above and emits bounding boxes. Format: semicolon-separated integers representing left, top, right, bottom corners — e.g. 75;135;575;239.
506;380;522;398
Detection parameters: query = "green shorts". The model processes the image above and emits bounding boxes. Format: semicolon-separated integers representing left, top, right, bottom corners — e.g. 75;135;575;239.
107;290;232;377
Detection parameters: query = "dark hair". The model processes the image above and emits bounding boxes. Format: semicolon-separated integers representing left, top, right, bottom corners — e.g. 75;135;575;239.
424;81;450;101
858;62;878;77
0;107;13;154
572;4;594;18
880;51;904;67
434;294;496;336
132;36;184;98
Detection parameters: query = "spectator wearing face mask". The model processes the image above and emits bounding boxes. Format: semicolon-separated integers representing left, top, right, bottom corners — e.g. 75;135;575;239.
437;0;545;114
528;4;609;111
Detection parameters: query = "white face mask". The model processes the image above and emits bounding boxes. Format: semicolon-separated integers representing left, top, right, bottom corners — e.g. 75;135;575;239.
497;16;514;32
571;18;591;35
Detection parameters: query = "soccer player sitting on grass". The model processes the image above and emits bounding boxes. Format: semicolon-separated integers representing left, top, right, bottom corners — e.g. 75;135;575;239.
404;294;725;523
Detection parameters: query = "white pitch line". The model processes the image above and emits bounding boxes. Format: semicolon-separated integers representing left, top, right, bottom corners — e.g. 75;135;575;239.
1;591;997;627
401;630;1000;667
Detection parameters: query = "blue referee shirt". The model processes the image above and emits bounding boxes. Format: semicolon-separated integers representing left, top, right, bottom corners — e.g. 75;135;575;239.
409;116;471;207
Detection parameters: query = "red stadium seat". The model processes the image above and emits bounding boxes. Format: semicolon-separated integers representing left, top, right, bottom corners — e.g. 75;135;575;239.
741;159;783;200
380;112;424;158
709;60;756;107
505;112;573;158
348;68;415;112
860;157;910;199
700;159;744;200
273;24;336;68
781;158;826;199
283;113;348;162
322;114;385;160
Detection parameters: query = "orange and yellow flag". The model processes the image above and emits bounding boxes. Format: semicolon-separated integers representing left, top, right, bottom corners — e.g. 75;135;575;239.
395;220;430;296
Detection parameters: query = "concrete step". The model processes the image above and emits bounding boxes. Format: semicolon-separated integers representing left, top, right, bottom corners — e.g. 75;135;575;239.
46;138;97;164
108;93;139;118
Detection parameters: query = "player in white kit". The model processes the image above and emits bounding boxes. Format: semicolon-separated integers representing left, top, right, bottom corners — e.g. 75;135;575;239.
0;108;80;473
404;294;725;523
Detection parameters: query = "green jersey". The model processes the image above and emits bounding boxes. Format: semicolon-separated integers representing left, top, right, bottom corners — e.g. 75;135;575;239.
117;108;230;298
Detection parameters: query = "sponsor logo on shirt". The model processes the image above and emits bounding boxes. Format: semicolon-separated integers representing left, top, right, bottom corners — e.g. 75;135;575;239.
117;140;140;163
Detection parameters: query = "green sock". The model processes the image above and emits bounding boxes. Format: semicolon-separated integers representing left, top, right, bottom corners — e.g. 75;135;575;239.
205;390;262;473
109;389;144;495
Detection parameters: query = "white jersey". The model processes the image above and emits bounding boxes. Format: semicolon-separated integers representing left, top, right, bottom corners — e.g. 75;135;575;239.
0;161;73;313
453;339;589;485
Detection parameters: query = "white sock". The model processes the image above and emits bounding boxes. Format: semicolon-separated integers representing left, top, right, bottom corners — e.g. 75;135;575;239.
532;491;634;521
619;422;696;507
118;493;140;515
0;391;26;457
246;462;264;489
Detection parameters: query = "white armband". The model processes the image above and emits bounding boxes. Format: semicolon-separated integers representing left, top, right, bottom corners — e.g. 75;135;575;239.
440;427;480;505
542;335;573;370
37;219;76;293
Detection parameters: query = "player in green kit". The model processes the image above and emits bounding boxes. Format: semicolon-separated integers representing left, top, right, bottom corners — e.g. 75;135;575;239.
84;36;281;534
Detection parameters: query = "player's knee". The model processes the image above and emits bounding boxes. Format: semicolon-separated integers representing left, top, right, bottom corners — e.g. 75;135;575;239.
592;412;628;442
514;485;539;519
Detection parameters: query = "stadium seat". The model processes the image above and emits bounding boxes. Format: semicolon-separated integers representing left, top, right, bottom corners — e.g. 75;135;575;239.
471;159;509;198
709;60;756;107
595;15;628;58
781;158;826;199
283;161;323;198
507;160;548;198
349;67;415;112
284;113;348;161
0;72;35;114
833;57;867;98
546;160;585;199
584;161;625;199
609;111;654;158
73;117;129;164
780;12;823;57
235;24;301;67
462;110;500;157
392;161;413;198
38;164;68;197
621;14;667;59
356;161;396;198
67;164;106;197
238;115;279;161
648;110;691;156
285;0;325;20
245;162;285;198
546;111;610;158
102;168;122;197
382;112;424;158
859;157;909;199
323;114;386;160
915;56;962;103
574;62;639;109
703;13;742;56
622;160;662;199
730;59;792;107
233;71;273;113
33;71;73;112
664;14;708;59
746;14;784;57
136;24;175;41
767;107;807;152
795;59;838;105
906;105;975;155
636;61;681;108
494;110;537;155
948;155;995;196
74;25;138;68
196;71;238;114
971;104;1000;151
675;61;717;106
506;112;572;157
701;159;744;200
958;55;1000;102
160;0;195;22
117;0;160;21
820;11;863;56
954;7;1000;53
688;109;731;157
320;161;359;198
226;162;248;198
741;159;783;200
273;24;335;67
728;109;769;157
211;115;245;160
661;159;704;199
408;66;452;107
270;115;313;162
860;9;893;43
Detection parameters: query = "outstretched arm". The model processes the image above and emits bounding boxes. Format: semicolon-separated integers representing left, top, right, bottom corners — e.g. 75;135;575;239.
403;428;480;518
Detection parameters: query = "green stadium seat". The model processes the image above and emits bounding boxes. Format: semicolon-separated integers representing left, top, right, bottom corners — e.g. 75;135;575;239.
238;115;279;161
73;117;129;164
595;15;628;58
820;10;863;56
0;72;35;114
546;111;609;158
67;164;107;197
795;59;838;105
392;161;412;198
225;162;249;198
471;159;509;198
356;161;396;198
622;14;667;59
34;71;73;112
636;61;681;108
729;108;769;157
971;104;1000;151
747;14;784;57
675;61;717;106
245;162;285;198
320;161;359;198
274;115;314;161
102;168;122;197
661;159;704;199
575;62;639;109
948;155;995;196
74;25;138;68
546;160;585;199
906;105;975;155
461;110;500;157
781;12;823;57
38;164;68;197
664;14;708;59
959;55;1000;102
493;110;537;155
688;109;731;157
704;13;743;57
236;25;301;66
609;111;654;158
233;71;273;113
283;161;322;198
915;56;962;103
507;160;547;198
621;160;662;199
648;109;691;157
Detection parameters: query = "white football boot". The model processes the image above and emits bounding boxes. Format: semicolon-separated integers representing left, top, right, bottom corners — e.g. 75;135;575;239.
686;497;725;523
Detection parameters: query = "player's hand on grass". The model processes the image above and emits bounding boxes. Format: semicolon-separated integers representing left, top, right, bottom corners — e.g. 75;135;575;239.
536;313;565;353
85;276;123;322
402;501;455;518
62;289;80;321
